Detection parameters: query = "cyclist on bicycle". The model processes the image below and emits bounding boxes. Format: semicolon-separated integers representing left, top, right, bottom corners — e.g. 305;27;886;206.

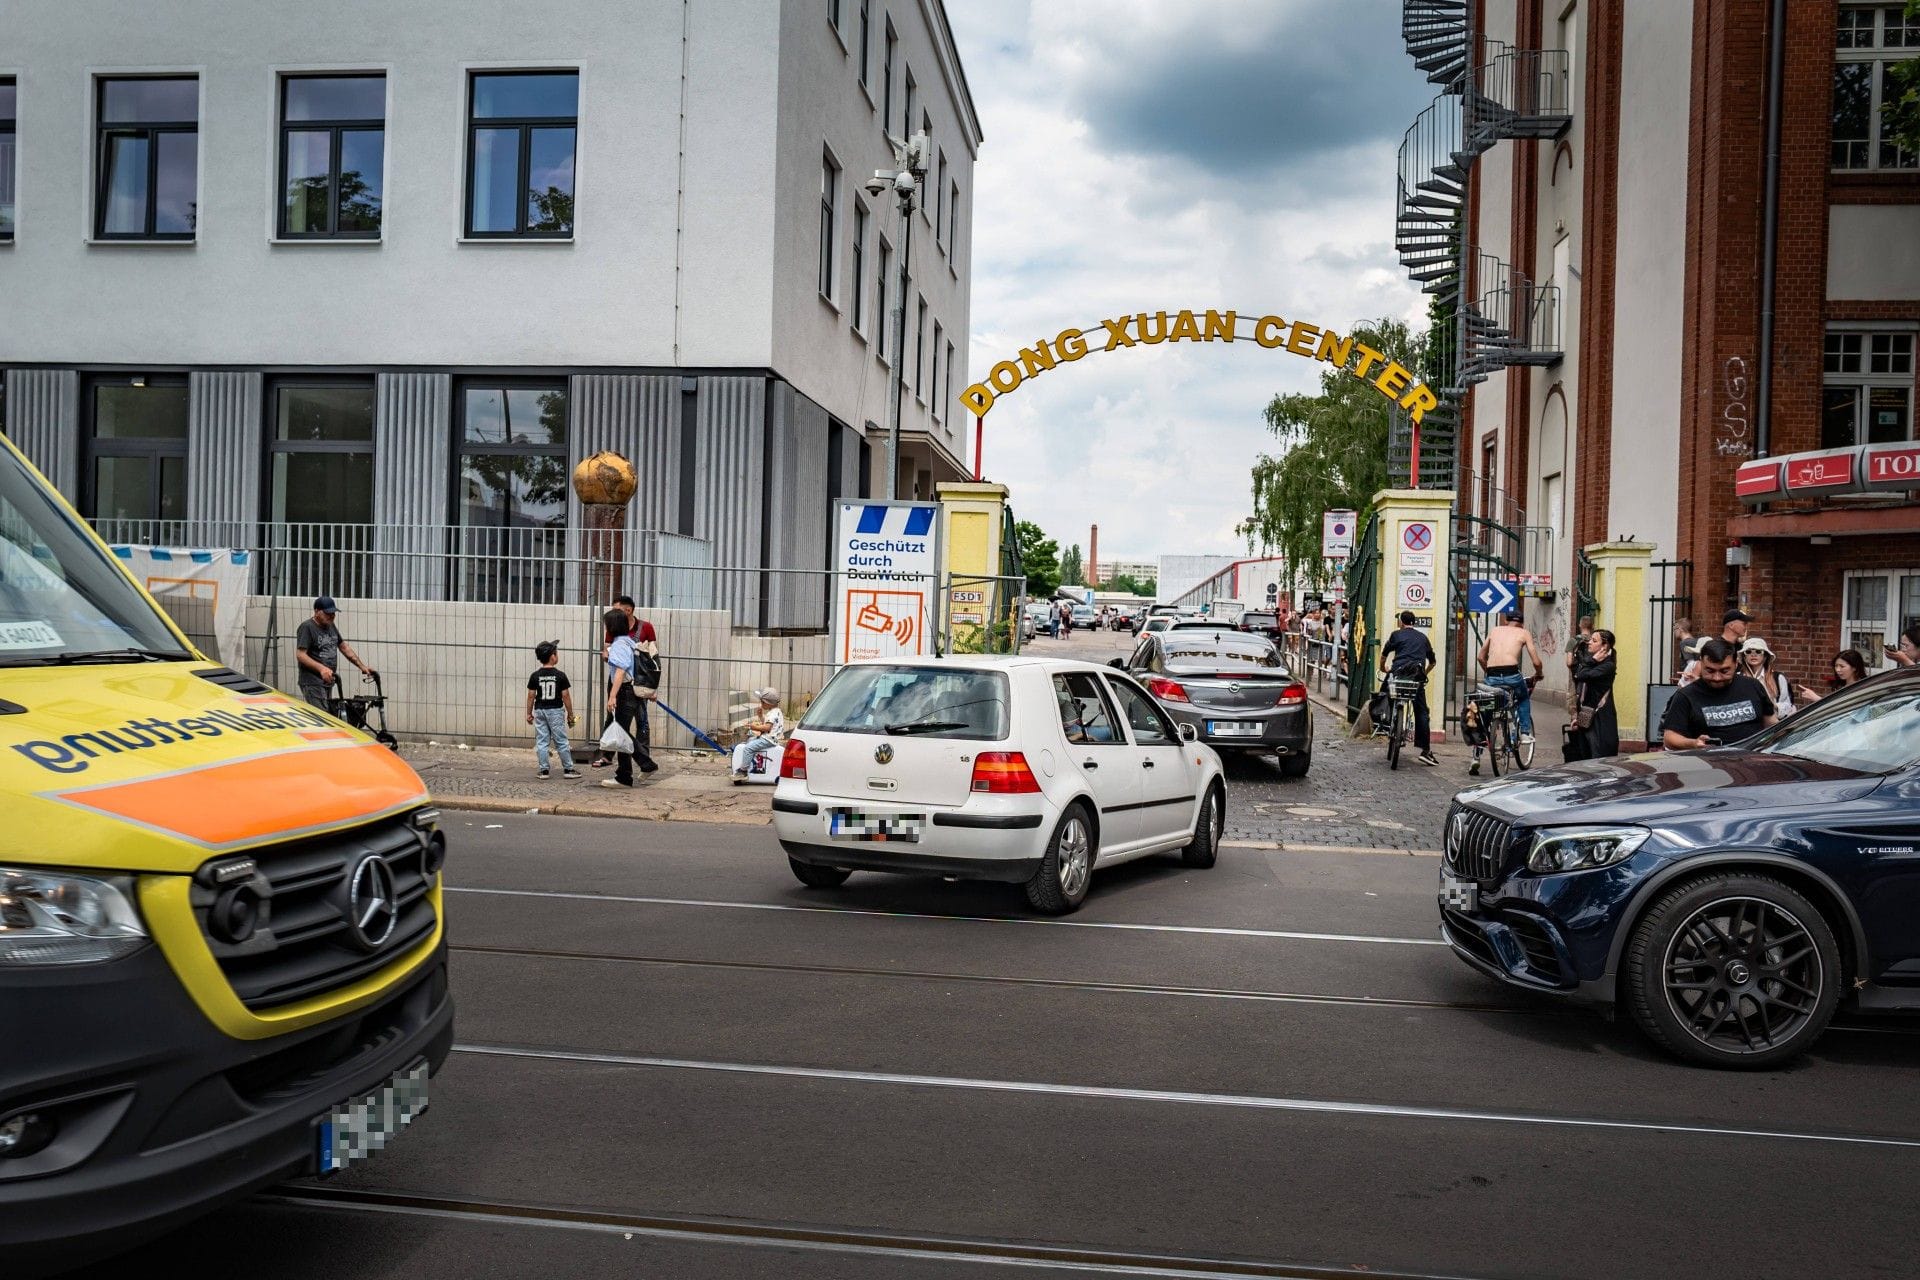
1379;610;1439;767
1478;609;1542;742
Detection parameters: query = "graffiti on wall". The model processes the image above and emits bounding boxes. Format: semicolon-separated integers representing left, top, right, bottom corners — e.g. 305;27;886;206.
1715;355;1752;458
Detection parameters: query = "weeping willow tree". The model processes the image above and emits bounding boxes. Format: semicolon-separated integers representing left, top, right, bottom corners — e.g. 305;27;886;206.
1238;317;1425;587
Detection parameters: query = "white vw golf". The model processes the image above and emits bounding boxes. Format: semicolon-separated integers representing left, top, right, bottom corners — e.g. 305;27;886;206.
773;656;1229;913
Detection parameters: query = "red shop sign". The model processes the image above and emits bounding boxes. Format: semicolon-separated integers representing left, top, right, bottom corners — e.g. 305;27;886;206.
1735;459;1785;502
1783;449;1858;492
1864;442;1920;491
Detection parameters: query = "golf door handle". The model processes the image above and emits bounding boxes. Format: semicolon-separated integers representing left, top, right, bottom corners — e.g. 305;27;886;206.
1142;759;1156;768
1082;759;1099;770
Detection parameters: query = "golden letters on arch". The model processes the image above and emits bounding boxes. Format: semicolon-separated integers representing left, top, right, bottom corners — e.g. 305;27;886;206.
959;309;1440;424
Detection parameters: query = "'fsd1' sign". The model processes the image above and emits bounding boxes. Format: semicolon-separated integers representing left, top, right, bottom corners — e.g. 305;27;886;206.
1866;443;1920;492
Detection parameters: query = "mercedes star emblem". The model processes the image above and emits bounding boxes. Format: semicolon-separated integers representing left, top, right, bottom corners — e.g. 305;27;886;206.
875;743;895;765
347;854;400;950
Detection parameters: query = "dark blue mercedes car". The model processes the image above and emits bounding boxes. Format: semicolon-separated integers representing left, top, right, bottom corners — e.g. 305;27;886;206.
1440;666;1920;1068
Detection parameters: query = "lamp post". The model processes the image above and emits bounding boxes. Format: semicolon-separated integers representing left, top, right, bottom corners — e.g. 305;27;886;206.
868;133;927;502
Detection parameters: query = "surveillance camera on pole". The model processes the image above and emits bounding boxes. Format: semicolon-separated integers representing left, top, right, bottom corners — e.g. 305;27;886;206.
879;130;931;502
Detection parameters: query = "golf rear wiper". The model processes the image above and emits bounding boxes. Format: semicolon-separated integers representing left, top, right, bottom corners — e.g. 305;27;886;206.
885;720;970;735
50;648;185;665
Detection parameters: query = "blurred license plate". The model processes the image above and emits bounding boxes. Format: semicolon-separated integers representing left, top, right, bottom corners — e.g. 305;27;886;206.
1439;870;1478;913
317;1059;428;1174
1207;721;1262;736
829;809;925;842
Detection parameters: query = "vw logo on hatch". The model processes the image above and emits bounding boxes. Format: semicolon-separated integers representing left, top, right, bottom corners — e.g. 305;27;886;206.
346;855;400;950
874;743;895;765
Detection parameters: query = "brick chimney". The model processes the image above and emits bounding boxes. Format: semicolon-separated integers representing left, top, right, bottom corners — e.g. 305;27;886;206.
1089;524;1099;586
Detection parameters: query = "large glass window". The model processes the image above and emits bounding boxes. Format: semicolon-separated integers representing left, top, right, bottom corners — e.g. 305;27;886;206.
1833;4;1920;171
87;378;188;525
466;72;577;238
457;383;568;602
271;384;374;524
819;151;838;300
1823;330;1914;447
95;77;198;239
0;79;15;239
280;75;385;239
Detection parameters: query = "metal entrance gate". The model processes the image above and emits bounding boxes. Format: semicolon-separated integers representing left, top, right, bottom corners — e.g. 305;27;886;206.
1344;513;1382;721
1645;558;1693;738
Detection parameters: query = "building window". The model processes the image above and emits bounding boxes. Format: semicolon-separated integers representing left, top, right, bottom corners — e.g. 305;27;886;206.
95;77;198;240
279;75;385;239
947;178;959;254
935;153;947;249
851;202;868;333
1843;569;1920;669
876;237;892;360
945;338;956;420
828;0;841;32
86;377;188;523
858;0;872;90
466;71;577;238
0;79;15;239
915;295;927;398
270;383;375;524
930;322;943;419
819;151;839;301
903;68;916;141
1833;4;1920;171
1823;330;1914;447
883;23;897;137
456;383;568;602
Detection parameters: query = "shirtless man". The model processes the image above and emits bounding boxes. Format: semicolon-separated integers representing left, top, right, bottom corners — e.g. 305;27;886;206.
1477;609;1543;744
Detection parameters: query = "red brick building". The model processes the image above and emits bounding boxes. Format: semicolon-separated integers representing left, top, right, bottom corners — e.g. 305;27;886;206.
1400;0;1919;717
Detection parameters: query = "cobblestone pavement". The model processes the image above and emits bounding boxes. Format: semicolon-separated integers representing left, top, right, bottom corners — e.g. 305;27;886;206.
1026;624;1470;851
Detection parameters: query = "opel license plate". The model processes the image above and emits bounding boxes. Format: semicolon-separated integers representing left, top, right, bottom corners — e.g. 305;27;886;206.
1206;721;1262;737
1439;870;1478;913
317;1059;429;1174
828;809;925;842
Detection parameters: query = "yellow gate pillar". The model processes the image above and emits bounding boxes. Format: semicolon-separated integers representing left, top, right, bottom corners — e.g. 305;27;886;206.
936;481;1010;649
1366;489;1454;739
1584;541;1656;747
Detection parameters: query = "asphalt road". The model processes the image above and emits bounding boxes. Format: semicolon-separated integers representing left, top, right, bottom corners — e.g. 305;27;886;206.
74;802;1920;1280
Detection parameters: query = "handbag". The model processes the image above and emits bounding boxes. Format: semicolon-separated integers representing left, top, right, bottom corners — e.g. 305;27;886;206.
1562;722;1592;763
1575;690;1609;730
598;719;635;754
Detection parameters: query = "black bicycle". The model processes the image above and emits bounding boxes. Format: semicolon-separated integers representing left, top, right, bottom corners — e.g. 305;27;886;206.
1380;675;1423;770
1465;685;1533;776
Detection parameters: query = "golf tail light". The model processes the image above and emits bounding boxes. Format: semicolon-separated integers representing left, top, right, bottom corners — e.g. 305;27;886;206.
1277;683;1307;707
971;752;1041;794
1146;677;1190;703
780;738;808;780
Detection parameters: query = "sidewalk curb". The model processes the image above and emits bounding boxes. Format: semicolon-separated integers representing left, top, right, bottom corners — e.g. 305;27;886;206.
433;794;774;825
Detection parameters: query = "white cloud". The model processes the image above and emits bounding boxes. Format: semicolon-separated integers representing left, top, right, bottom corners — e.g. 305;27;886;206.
946;0;1432;565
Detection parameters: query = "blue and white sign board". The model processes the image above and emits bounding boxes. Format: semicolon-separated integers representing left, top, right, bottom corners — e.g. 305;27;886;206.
1321;509;1357;560
109;544;251;667
832;501;942;665
1468;577;1518;615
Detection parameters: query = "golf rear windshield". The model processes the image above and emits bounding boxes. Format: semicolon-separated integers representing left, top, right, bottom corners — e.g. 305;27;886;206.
804;665;1010;740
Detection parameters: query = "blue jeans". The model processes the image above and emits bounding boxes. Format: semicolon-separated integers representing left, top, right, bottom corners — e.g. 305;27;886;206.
1486;672;1533;735
533;707;573;771
732;733;779;775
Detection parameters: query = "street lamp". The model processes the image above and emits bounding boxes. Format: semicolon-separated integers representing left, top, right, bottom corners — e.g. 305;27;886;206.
866;131;928;502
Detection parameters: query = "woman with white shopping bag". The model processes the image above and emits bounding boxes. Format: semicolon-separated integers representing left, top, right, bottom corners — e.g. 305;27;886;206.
598;609;657;788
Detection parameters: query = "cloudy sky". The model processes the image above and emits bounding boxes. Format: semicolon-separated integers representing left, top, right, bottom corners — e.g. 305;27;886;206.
944;0;1435;569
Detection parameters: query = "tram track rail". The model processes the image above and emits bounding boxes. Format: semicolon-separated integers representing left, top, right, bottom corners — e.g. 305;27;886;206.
258;1183;1487;1279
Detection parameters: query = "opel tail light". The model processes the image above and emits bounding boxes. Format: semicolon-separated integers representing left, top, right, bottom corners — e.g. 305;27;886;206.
1146;677;1190;703
1277;683;1307;707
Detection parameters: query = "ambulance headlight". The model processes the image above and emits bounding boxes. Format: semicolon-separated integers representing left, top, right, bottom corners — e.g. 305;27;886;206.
0;869;148;965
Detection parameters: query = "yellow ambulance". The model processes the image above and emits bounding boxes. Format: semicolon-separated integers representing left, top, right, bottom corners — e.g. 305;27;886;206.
0;437;450;1271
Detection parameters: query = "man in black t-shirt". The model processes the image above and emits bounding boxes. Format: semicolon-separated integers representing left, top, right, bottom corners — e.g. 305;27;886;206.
1379;611;1439;767
1660;637;1777;749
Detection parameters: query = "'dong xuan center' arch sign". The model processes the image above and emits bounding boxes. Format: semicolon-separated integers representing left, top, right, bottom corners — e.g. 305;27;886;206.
959;308;1439;425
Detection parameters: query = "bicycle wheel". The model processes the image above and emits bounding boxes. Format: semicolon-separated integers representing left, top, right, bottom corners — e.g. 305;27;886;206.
1487;715;1507;777
1514;722;1536;770
1387;701;1405;770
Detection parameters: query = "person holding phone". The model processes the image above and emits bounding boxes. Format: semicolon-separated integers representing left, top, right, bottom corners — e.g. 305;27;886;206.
1886;625;1920;668
1797;648;1869;706
1660;637;1777;750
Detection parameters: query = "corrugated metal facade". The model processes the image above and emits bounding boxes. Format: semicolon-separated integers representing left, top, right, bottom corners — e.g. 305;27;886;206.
186;371;263;525
3;368;80;499
764;382;831;631
372;373;451;599
567;374;680;535
692;375;767;627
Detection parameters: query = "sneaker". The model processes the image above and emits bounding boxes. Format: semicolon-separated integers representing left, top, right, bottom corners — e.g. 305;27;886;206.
536;769;549;779
598;778;631;789
731;770;748;780
1519;732;1535;745
1418;752;1439;767
1468;761;1481;777
562;770;582;780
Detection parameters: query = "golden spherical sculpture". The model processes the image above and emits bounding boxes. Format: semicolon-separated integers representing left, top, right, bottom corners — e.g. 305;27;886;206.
571;452;639;507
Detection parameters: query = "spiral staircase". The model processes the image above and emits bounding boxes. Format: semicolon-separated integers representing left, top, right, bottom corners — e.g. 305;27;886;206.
1388;1;1572;490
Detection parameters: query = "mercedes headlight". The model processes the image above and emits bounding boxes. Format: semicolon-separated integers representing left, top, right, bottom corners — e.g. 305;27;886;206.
1526;827;1651;874
0;869;147;965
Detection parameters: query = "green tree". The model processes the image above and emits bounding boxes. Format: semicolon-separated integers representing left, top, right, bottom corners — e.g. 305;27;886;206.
1103;572;1156;598
1059;543;1084;586
1014;520;1060;597
1238;317;1425;585
1888;2;1920;156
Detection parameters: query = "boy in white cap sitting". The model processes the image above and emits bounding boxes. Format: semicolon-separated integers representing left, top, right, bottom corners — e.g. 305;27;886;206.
731;688;786;783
